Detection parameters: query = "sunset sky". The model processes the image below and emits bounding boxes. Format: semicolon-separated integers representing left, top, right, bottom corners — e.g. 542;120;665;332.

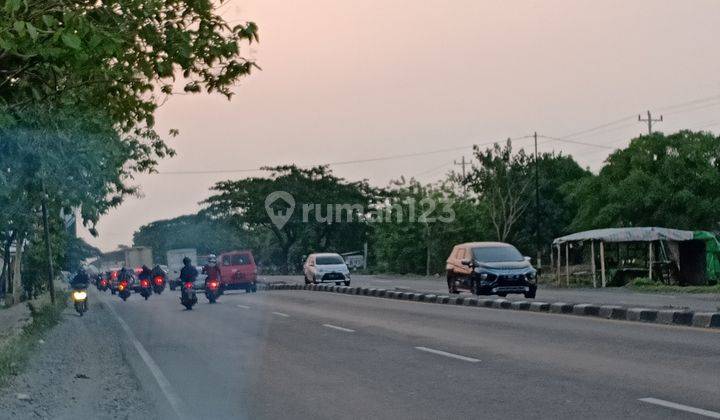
82;0;720;250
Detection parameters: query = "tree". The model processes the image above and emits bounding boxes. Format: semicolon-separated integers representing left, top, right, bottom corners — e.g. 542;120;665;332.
1;0;259;297
463;140;532;242
371;178;490;274
203;166;376;272
132;214;246;263
567;130;720;231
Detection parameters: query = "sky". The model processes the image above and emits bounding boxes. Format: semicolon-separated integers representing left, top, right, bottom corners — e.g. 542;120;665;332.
81;0;720;251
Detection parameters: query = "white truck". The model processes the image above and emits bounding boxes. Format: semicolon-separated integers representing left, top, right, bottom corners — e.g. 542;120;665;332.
125;246;153;269
166;248;198;290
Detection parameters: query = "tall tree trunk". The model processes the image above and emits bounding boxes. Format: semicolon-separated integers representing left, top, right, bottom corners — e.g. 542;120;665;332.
11;234;23;304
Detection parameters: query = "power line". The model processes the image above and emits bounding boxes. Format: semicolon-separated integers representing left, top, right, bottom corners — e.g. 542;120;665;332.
537;135;615;150
158;135;533;175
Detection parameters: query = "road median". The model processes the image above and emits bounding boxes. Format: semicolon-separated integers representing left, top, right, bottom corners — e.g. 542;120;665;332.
261;283;720;330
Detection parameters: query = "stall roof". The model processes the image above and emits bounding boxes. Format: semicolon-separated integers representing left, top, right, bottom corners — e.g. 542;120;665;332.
552;227;694;245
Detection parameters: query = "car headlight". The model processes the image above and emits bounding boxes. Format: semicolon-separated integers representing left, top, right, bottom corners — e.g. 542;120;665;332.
526;272;536;281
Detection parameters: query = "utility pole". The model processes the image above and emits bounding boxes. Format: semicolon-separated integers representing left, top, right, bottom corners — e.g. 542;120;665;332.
534;132;541;270
638;110;663;135
41;189;55;305
454;156;469;193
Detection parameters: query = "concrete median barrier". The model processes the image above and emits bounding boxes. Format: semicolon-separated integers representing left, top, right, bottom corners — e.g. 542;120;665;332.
549;302;574;314
492;299;511;309
263;281;719;330
691;312;720;328
511;301;531;311
657;310;693;326
529;302;550;312
572;304;600;316
627;308;658;323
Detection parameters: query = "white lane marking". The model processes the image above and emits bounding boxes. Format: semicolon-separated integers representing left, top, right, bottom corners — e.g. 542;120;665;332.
272;311;290;318
322;324;355;333
414;346;480;363
236;304;251;309
103;300;185;418
639;398;720;419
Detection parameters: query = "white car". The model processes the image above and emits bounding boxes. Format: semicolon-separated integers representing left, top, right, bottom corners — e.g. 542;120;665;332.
303;253;351;286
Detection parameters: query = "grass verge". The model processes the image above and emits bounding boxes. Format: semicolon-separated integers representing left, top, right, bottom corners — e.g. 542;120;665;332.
627;278;720;294
0;292;68;385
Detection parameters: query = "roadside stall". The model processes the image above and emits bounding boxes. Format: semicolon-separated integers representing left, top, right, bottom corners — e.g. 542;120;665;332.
551;227;720;287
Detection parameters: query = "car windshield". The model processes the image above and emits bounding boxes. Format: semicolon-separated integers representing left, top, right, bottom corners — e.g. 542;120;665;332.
223;254;251;265
316;256;345;265
472;246;524;262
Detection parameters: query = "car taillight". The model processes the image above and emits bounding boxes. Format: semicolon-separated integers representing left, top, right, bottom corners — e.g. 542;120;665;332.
184;282;193;289
154;276;164;285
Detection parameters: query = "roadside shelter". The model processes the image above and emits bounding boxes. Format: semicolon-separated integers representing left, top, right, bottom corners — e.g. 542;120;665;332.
552;227;720;287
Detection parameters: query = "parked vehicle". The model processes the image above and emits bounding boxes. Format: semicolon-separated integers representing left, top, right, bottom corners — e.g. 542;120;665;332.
218;250;258;292
303;253;351;286
445;242;537;298
205;279;221;303
72;287;88;316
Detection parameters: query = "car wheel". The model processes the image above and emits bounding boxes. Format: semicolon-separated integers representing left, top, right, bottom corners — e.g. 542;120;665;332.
344;281;351;287
524;291;536;299
304;276;311;285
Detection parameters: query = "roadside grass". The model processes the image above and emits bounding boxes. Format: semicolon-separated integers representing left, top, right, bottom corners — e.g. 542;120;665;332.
0;292;67;385
627;278;720;294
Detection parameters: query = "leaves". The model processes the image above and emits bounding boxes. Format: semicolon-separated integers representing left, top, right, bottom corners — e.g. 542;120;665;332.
60;33;81;49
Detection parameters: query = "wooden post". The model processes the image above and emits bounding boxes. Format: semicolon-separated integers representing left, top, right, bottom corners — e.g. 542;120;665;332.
555;244;561;286
591;240;597;288
565;243;570;286
600;241;606;287
648;242;653;280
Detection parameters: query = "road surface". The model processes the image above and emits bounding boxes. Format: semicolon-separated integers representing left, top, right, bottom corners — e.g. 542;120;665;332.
3;287;719;419
262;274;720;312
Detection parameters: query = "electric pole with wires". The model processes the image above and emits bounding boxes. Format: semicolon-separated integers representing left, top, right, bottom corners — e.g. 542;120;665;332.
454;155;469;193
638;110;663;134
534;132;541;270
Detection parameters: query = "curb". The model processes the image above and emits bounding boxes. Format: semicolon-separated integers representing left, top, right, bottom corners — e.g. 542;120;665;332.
262;283;720;330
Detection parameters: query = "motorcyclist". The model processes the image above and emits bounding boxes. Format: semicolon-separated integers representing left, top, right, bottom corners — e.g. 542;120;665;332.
202;254;222;289
117;266;135;288
151;264;166;278
70;268;90;289
138;265;152;283
180;257;198;284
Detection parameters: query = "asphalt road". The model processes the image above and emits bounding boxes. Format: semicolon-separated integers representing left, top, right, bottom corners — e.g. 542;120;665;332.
86;286;720;419
262;274;720;312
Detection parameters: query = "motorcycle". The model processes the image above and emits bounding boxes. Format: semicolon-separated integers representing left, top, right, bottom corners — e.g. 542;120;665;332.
96;278;109;292
72;288;88;316
205;279;221;304
118;279;131;301
180;281;197;310
152;274;166;295
139;278;152;300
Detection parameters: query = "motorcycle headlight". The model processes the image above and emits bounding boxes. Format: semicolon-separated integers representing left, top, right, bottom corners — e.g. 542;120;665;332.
72;291;87;301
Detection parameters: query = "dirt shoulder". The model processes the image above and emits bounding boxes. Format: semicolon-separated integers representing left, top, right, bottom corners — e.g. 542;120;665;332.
0;292;159;419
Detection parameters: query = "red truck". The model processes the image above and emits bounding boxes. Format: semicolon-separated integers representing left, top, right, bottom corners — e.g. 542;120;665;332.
218;250;258;293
